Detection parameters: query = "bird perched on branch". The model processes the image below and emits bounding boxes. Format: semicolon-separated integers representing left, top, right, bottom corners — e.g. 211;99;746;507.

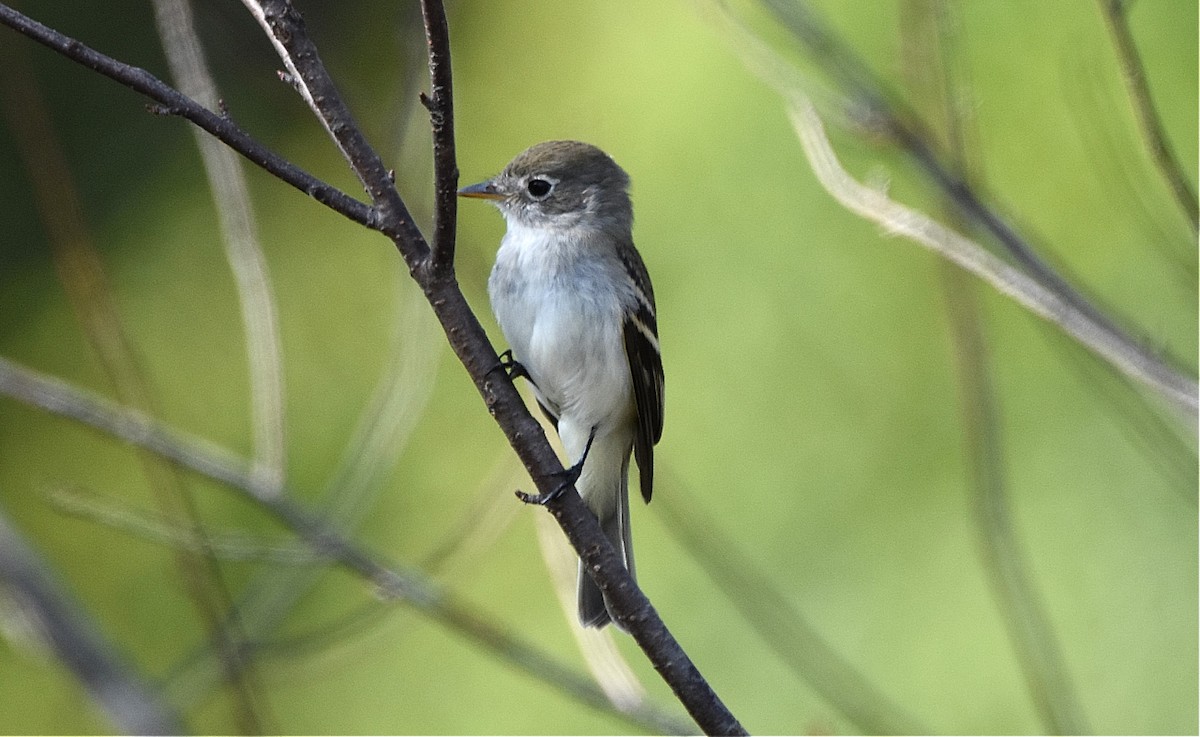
459;140;664;629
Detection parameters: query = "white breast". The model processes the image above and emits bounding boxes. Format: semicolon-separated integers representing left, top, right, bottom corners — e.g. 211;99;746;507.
488;221;634;436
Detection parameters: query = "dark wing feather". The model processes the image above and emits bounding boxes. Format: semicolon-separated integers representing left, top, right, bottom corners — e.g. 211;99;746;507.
618;242;664;503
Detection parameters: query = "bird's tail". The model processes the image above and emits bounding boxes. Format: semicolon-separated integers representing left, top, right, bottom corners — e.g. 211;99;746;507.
577;443;634;630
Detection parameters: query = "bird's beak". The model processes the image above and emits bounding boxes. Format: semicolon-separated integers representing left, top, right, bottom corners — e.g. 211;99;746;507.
457;180;504;200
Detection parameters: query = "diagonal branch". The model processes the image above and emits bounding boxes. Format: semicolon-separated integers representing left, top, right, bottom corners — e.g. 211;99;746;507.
788;95;1199;416
1098;0;1198;231
719;0;1196;417
0;4;374;230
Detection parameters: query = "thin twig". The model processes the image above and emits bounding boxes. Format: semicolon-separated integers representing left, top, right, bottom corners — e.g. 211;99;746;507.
1098;0;1199;231
419;0;459;272
238;0;429;258
0;4;375;230
787;96;1198;416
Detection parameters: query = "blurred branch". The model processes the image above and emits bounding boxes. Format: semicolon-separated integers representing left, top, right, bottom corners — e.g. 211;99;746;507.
45;486;320;565
0;36;265;731
755;0;1146;343
152;0;287;496
787;95;1198;416
943;272;1091;735
654;471;929;735
169;285;442;707
1098;0;1198;231
0;509;184;735
714;0;1196;416
901;3;1089;731
0;356;691;736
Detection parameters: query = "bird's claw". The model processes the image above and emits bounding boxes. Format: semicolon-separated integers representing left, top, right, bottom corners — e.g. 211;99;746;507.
494;349;532;383
515;458;584;506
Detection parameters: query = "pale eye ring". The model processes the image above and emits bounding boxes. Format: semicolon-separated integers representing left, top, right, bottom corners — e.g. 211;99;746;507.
526;178;553;199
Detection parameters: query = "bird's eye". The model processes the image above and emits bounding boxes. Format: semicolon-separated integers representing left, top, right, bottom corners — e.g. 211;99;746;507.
526;178;553;198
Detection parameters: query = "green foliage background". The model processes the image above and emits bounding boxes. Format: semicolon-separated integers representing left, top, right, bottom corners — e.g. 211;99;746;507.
0;0;1195;733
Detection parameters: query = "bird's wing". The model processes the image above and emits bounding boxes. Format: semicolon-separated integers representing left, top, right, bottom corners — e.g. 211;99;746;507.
619;242;664;503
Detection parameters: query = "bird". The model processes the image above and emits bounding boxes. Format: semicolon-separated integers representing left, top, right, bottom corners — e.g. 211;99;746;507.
459;140;664;629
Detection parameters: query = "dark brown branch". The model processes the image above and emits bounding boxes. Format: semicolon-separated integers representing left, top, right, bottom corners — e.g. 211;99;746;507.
0;4;374;231
0;2;745;733
243;2;744;732
243;0;429;262
1098;0;1199;231
420;0;460;272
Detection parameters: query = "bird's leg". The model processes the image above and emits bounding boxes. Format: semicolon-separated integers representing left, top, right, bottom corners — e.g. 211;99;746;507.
516;427;597;505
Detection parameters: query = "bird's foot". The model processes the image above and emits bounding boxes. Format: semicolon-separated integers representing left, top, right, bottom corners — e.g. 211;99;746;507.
515;428;597;506
492;349;534;384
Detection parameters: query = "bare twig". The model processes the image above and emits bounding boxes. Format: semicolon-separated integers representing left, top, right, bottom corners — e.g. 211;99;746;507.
238;0;429;257
1098;0;1199;230
787;96;1198;416
238;1;745;731
0;510;184;735
419;0;460;272
0;4;375;230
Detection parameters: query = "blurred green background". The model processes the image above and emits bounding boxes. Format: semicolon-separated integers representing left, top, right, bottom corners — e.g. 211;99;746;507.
0;0;1195;733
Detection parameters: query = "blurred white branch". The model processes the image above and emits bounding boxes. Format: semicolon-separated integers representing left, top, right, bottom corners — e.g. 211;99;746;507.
788;95;1199;417
153;0;286;496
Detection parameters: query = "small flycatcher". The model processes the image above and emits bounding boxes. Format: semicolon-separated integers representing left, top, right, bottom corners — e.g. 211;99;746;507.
459;141;664;629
